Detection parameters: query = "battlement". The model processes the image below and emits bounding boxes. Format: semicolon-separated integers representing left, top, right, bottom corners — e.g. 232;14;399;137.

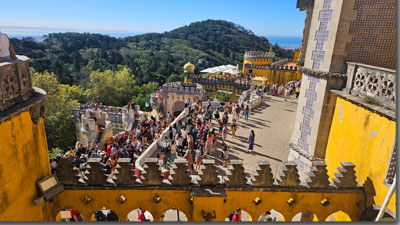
192;77;251;90
57;158;360;190
244;63;299;71
244;51;275;59
0;55;34;112
161;81;204;95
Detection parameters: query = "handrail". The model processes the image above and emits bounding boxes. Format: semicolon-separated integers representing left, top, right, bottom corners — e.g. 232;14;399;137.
134;110;187;175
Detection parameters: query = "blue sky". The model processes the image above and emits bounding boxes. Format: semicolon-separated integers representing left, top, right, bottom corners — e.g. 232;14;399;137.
1;0;305;36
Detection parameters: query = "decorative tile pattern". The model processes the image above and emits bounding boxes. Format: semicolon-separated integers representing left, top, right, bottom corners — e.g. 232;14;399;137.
297;76;320;152
346;0;396;70
311;0;333;70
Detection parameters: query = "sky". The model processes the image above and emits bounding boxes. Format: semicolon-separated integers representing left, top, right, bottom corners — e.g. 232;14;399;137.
0;0;305;37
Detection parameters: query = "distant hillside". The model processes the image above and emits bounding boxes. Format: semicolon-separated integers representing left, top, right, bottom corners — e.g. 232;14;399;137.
11;19;294;85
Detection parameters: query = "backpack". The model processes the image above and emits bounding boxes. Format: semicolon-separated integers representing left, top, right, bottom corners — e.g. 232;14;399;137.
236;107;240;113
228;211;236;221
220;151;224;159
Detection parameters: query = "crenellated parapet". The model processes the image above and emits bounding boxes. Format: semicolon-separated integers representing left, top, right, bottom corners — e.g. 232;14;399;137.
244;63;299;71
0;55;33;112
244;51;275;60
56;159;362;190
192;77;251;91
54;159;368;221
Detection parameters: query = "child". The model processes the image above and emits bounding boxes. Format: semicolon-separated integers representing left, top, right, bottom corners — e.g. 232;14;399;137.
222;145;230;167
231;119;237;137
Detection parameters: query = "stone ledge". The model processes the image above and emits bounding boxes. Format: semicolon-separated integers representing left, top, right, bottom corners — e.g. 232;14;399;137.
61;184;364;194
300;67;346;79
0;87;46;124
331;90;396;121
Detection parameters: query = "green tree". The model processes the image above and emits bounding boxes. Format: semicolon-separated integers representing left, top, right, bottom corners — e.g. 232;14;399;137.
31;69;79;151
85;67;136;106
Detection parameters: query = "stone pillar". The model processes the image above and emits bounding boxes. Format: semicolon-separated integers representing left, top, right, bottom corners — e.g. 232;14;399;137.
290;0;356;179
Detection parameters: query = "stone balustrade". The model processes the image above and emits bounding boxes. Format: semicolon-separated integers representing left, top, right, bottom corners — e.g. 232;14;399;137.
345;62;396;110
0;55;33;112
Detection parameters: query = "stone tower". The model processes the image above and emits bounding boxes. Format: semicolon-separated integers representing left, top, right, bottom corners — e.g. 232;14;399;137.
290;0;396;178
0;56;52;220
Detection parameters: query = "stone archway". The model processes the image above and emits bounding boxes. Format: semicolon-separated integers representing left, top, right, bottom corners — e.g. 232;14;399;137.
160;208;188;221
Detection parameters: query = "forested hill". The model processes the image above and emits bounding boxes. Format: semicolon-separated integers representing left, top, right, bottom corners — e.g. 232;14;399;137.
11;19;293;86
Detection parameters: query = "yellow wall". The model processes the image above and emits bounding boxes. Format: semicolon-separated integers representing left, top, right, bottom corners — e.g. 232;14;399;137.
325;96;396;220
52;188;365;222
0;111;52;221
242;67;303;86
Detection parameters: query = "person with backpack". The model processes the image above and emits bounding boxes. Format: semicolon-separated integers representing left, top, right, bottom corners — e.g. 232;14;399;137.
235;104;241;122
228;208;242;222
214;107;220;120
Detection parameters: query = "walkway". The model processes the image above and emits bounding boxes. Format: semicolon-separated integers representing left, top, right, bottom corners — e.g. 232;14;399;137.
204;95;299;178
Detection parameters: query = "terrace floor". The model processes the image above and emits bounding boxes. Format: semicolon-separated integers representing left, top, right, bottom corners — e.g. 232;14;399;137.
203;95;299;178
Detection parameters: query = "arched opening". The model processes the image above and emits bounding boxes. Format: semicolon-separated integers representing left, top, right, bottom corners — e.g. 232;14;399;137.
91;207;119;221
325;210;351;222
291;210;318;221
127;208;154;222
56;208;84;222
173;101;185;116
225;209;252;222
257;209;285;222
160;208;188;221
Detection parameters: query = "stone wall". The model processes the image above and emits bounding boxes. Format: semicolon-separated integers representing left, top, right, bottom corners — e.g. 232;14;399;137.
0;57;52;221
54;159;367;221
0;56;33;112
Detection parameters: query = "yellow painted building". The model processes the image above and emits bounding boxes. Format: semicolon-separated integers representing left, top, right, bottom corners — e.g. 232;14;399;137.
242;49;303;86
324;94;396;221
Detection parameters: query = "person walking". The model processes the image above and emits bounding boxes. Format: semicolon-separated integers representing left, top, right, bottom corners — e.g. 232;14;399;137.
170;140;177;163
183;149;193;175
222;145;230;167
244;104;250;121
231;119;238;138
195;148;203;172
247;130;255;153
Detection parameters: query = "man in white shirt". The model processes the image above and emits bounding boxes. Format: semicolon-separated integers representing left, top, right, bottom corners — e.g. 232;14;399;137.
0;31;17;63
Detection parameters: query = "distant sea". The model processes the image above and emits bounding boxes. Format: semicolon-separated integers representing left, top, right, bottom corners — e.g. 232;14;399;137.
3;26;301;49
265;36;302;50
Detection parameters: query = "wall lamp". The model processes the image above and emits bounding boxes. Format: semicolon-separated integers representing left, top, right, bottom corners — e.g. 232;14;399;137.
82;195;91;205
286;198;296;206
119;195;127;204
153;194;162;204
188;196;194;205
320;198;329;206
253;197;262;205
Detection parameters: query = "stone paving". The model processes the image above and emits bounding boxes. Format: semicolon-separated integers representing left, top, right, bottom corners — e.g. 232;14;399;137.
203;95;299;179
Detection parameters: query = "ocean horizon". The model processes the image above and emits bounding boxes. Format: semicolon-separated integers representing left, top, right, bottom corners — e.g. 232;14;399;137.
3;26;301;48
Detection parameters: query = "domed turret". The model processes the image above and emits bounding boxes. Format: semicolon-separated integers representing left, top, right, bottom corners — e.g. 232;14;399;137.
184;61;195;73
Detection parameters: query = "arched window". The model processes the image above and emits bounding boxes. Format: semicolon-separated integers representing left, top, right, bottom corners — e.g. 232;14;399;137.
160;208;188;221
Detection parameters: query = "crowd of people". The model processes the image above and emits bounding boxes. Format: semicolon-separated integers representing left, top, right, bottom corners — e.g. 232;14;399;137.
51;94;259;182
51;99;173;182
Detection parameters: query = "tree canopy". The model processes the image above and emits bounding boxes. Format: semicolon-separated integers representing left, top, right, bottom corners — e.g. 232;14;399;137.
12;20;294;87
